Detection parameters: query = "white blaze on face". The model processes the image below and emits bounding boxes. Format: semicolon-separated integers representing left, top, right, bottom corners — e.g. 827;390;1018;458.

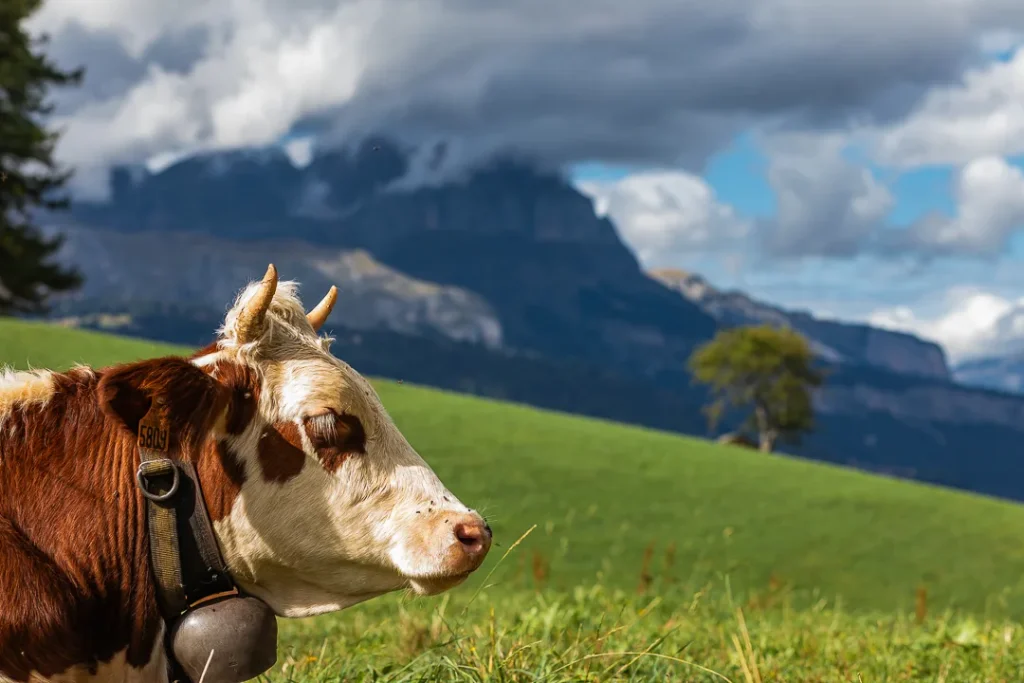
201;275;492;618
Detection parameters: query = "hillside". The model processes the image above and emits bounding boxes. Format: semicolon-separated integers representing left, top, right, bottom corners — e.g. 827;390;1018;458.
5;319;1024;619
0;319;189;370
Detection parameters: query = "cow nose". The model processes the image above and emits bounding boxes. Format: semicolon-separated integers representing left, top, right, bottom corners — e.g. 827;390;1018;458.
454;521;487;553
451;515;492;569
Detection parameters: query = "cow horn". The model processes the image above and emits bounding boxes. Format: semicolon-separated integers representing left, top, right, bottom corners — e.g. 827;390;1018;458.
236;264;278;343
307;285;338;332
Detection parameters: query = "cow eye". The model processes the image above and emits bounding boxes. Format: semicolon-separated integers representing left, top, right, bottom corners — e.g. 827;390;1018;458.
302;412;366;459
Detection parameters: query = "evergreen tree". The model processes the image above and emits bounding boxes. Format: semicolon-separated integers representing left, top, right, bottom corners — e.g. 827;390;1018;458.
0;0;84;315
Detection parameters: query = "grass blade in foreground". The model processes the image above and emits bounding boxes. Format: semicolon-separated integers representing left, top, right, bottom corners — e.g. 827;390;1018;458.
273;583;1024;682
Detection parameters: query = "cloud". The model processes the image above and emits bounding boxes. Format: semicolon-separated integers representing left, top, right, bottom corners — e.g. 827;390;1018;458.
581;138;1024;272
576;171;751;267
873;46;1024;168
756;136;895;258
282;136;315;169
868;287;1024;361
25;0;1024;199
897;156;1024;255
747;137;1024;260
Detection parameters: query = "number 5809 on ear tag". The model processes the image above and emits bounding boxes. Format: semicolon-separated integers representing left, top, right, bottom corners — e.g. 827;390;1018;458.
138;413;170;453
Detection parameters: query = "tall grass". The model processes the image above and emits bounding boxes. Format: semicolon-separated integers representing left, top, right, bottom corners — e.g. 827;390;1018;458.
259;525;1024;682
271;574;1024;681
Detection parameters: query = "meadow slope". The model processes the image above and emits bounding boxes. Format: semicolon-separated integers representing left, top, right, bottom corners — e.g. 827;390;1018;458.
5;318;1024;680
3;318;1024;615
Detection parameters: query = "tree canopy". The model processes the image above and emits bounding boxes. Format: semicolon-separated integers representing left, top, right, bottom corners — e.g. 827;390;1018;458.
0;0;84;315
688;324;826;453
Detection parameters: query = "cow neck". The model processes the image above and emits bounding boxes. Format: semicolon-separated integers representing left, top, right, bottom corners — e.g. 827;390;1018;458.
134;402;238;622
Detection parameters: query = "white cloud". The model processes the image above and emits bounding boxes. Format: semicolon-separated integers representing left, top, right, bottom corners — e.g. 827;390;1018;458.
873;46;1024;168
868;287;1024;361
24;0;1024;199
901;156;1024;255
38;0;370;198
739;131;1024;260
283;136;315;168
27;0;222;54
145;148;195;174
576;171;751;268
757;135;895;258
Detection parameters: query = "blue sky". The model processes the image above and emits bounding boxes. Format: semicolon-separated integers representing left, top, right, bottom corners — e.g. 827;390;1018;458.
884;166;956;226
701;134;777;220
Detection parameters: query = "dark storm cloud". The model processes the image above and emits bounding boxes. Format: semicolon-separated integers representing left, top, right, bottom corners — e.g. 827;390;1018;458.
327;0;985;172
26;0;1024;191
44;21;213;116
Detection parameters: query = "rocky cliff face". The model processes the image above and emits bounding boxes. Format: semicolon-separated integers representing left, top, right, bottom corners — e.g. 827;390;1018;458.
649;268;951;380
817;377;1024;429
42;221;503;349
68;142;720;379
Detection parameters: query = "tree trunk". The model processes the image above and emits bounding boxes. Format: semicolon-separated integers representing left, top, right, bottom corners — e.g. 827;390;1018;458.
754;404;776;452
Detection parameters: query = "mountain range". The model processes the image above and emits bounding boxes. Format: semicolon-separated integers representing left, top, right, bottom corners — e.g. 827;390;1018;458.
34;138;1024;502
953;354;1024;394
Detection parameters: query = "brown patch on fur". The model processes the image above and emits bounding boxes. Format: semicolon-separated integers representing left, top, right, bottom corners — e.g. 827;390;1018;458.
197;441;247;522
0;356;230;681
258;422;306;483
304;413;367;472
185;360;260;521
211;361;260;436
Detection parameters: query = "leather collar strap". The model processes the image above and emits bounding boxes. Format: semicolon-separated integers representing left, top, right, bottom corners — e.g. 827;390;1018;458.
134;405;237;646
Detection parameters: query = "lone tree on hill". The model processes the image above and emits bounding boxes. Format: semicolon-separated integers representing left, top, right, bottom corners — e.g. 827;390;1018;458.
688;324;826;453
0;0;84;315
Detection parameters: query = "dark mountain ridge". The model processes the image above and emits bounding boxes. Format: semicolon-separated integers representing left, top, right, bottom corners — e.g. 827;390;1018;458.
72;140;720;378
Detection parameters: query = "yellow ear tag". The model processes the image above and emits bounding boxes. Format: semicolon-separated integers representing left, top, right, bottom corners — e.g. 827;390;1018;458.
138;405;170;453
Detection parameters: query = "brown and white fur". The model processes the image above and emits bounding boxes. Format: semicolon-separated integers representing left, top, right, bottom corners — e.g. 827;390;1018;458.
0;265;492;683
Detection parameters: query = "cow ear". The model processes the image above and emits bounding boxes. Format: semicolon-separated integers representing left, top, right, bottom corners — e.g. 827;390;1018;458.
97;357;228;448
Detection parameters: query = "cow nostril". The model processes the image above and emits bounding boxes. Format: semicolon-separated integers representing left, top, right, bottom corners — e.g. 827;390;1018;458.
454;523;486;554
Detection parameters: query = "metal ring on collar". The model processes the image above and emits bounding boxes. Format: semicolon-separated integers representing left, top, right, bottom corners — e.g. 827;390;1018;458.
136;459;180;502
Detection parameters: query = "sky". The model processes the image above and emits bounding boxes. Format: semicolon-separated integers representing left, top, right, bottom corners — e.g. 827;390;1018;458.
23;0;1024;364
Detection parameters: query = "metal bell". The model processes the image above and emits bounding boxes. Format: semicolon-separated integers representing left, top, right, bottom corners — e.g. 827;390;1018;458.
170;594;278;683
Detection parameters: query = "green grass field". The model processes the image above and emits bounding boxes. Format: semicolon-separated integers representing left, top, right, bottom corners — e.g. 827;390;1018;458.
5;318;1024;680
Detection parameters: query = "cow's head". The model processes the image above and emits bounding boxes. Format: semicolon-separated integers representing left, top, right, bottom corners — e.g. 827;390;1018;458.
102;265;492;618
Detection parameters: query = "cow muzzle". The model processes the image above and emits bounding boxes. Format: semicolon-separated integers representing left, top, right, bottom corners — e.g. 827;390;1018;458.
405;511;493;595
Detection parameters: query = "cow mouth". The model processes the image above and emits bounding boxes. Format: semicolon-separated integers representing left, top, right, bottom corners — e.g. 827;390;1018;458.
407;570;474;596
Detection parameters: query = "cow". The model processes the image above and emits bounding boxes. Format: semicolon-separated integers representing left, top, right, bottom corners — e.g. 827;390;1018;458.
0;265;493;683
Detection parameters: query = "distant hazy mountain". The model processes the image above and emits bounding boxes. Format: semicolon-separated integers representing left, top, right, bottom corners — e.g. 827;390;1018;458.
650;268;950;380
953;354;1024;395
43;222;503;350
